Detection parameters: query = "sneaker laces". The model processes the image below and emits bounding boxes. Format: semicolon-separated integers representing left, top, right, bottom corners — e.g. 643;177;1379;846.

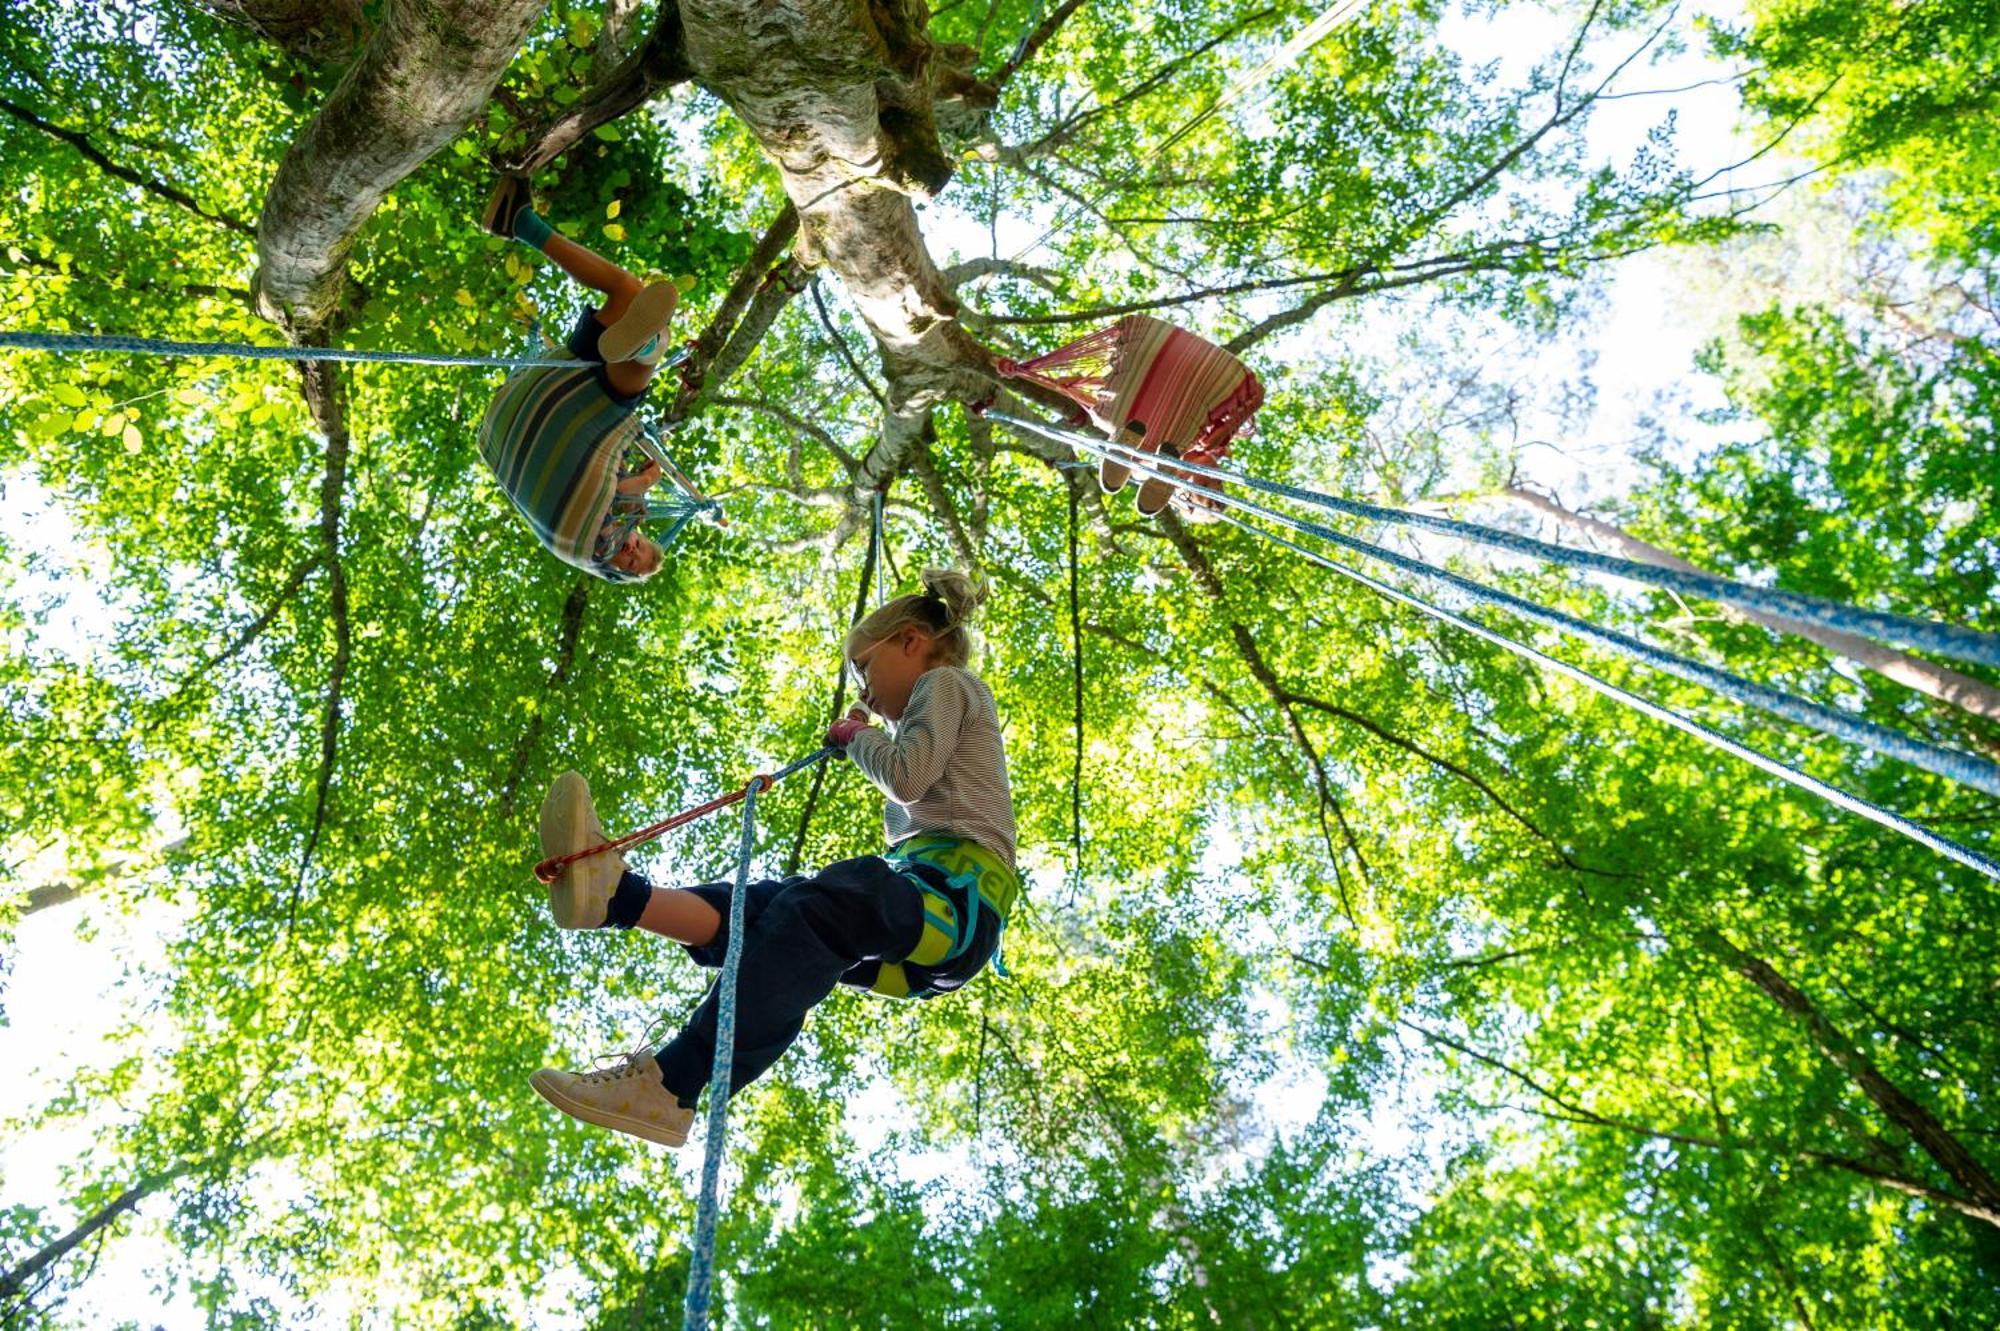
582;1012;678;1086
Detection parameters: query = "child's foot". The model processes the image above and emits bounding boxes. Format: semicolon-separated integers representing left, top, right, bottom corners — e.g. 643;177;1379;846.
1098;421;1148;494
538;771;626;929
482;175;535;239
530;1054;695;1148
1135;441;1188;517
599;280;679;364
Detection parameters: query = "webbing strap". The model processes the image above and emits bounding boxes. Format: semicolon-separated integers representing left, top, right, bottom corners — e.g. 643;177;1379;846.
681;775;761;1331
1007;414;2000;883
987;409;2000;670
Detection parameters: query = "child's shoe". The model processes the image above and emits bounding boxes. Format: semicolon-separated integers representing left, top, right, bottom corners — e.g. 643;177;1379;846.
599;279;679;364
482;175;535;239
1135;441;1189;517
530;1054;695;1148
538;771;626;929
1098;420;1148;494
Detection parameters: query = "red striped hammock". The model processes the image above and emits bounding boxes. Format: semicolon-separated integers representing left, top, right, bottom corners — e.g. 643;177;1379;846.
995;314;1264;465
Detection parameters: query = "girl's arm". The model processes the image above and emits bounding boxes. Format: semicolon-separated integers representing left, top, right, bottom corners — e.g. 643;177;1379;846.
844;670;969;805
616;457;663;495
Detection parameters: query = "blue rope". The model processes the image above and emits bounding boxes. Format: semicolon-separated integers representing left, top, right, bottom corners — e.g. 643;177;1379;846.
984;411;2000;669
0;328;693;372
682;746;833;1331
996;414;2000;800
1005;416;2000;881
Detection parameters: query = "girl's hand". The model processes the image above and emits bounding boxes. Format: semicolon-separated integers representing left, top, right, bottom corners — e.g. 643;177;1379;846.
617;458;664;495
827;710;871;749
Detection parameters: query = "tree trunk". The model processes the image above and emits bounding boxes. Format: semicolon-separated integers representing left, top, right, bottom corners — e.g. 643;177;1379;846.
252;0;550;333
0;1168;186;1306
1502;487;2000;739
677;0;997;451
1696;927;2000;1215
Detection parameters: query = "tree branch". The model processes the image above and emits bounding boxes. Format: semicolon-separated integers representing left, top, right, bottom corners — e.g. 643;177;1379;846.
287;357;353;923
497;578;593;817
0;95;255;236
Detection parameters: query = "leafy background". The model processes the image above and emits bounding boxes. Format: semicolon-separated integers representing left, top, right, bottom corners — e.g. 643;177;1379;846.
2;0;1997;1325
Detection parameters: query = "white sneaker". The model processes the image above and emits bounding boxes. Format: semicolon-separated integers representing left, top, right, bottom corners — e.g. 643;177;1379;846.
599;279;679;363
530;1054;695;1148
538;771;626;929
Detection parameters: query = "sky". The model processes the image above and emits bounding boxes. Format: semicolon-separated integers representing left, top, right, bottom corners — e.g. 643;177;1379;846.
0;0;1782;1323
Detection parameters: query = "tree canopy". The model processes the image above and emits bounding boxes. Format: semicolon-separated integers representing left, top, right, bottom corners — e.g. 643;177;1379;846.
2;0;1996;1325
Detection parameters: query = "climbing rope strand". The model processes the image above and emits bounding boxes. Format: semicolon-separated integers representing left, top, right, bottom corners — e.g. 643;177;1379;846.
993;413;2000;799
1210;506;2000;884
1001;416;2000;879
681;772;767;1331
531;747;833;886
988;412;2000;668
0;328;693;372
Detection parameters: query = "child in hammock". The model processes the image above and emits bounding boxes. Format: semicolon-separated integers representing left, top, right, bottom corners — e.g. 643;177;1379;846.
528;568;1019;1147
475;176;683;583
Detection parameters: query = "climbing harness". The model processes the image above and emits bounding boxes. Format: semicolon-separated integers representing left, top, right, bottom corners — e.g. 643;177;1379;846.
870;835;1021;998
997;410;2000;882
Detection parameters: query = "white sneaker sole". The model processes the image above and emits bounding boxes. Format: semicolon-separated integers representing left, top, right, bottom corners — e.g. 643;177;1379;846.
598;280;679;363
538;771;617;929
529;1070;691;1148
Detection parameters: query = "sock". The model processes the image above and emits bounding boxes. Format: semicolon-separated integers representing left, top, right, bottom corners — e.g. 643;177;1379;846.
512;208;555;252
606;869;652;929
657;1063;699;1108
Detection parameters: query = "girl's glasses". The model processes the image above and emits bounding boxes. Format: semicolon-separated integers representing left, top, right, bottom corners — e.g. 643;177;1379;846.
846;640;884;693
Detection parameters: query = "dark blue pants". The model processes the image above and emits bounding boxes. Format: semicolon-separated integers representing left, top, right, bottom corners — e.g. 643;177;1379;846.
650;855;932;1104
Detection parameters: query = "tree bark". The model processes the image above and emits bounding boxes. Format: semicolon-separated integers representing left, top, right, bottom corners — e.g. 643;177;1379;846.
181;0;371;64
678;0;995;425
1502;487;2000;738
253;0;549;333
0;1166;189;1306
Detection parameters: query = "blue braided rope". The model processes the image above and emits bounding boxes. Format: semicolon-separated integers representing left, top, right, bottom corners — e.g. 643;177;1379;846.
0;328;692;372
997;414;2000;800
1006;416;2000;881
682;747;833;1331
985;411;2000;669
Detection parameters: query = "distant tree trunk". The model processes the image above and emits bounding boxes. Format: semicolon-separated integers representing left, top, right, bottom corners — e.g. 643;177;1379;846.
1697;928;2000;1216
1502;487;2000;746
0;1166;190;1307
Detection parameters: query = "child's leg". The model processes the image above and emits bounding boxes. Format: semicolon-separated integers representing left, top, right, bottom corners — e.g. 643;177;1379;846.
541;233;643;314
651;856;925;1106
533;236;661;398
488;180;670;396
634;885;722;945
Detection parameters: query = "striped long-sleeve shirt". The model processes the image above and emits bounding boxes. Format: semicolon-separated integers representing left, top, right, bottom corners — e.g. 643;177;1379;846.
846;666;1017;871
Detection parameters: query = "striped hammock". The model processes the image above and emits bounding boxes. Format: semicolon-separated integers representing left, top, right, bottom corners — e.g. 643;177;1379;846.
995;314;1264;462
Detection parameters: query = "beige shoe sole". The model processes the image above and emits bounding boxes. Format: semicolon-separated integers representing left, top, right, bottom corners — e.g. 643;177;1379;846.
598;280;679;363
530;1069;692;1147
538;771;622;929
